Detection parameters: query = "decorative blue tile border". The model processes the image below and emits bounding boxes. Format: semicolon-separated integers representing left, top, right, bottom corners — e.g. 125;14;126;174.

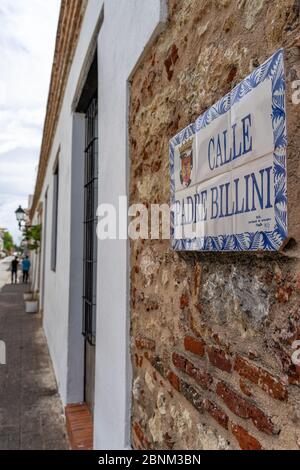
169;48;287;252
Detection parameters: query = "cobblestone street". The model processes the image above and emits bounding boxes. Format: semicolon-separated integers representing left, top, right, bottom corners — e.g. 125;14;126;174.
0;258;69;450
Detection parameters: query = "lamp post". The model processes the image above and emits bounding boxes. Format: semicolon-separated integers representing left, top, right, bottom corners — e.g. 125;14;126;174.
15;206;31;257
15;206;41;254
15;205;27;230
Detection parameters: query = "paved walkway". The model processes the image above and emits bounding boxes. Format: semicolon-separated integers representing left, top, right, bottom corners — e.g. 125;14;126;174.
0;258;69;450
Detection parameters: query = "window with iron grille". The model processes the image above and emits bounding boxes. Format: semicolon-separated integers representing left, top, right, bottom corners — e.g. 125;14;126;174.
51;161;59;271
82;96;98;345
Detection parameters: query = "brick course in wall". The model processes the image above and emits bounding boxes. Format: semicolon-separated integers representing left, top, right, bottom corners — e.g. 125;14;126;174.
129;0;300;450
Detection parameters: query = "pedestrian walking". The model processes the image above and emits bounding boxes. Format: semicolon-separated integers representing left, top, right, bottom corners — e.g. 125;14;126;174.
22;256;31;284
11;256;18;284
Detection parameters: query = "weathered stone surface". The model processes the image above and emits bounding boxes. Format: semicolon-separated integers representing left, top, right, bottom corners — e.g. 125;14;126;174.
130;0;300;450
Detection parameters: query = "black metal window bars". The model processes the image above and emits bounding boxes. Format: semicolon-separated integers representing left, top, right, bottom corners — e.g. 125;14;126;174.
82;97;98;346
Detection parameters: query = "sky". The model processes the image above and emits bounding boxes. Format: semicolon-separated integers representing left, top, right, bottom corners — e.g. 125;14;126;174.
0;0;60;243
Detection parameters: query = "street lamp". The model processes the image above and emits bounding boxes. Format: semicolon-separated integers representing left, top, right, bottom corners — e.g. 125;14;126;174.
15;205;26;230
15;205;40;255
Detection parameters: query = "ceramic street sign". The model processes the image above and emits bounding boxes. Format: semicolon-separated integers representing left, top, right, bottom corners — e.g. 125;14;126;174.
170;48;287;252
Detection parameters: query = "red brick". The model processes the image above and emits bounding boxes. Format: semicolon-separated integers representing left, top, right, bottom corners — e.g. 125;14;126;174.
184;335;205;357
231;423;262;450
216;381;278;435
65;404;93;450
185;359;213;390
167;370;181;391
234;355;288;401
136;354;144;368
180;293;189;309
133;422;150;449
203;399;229;429
288;373;300;385
216;381;249;418
172;352;187;371
287;359;300;384
135;336;156;351
250;404;279;435
172;352;213;390
275;285;293;303
207;346;232;373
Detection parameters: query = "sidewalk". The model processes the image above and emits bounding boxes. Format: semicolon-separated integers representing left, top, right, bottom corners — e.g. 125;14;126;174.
0;262;69;450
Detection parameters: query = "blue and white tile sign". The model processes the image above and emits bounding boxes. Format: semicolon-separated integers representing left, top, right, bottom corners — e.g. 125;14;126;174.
170;49;287;251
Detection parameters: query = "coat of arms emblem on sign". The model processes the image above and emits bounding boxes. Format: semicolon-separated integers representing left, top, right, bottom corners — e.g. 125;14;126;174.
179;138;193;188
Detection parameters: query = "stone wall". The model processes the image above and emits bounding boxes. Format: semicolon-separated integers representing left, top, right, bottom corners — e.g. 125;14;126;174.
129;0;300;450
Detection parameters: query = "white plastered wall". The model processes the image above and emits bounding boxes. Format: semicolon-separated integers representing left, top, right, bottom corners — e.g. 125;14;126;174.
94;0;167;450
33;0;167;450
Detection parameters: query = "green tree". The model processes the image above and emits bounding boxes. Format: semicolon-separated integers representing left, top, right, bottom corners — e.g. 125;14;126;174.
3;231;14;253
23;224;41;252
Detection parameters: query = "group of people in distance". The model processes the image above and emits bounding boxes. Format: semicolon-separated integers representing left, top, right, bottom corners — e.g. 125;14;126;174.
11;256;31;284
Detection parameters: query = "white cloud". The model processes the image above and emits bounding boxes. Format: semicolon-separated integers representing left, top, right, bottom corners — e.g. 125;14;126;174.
0;0;60;242
0;148;38;241
0;108;44;154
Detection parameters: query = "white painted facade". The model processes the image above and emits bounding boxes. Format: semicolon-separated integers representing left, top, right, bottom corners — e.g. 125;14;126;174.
31;0;167;450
